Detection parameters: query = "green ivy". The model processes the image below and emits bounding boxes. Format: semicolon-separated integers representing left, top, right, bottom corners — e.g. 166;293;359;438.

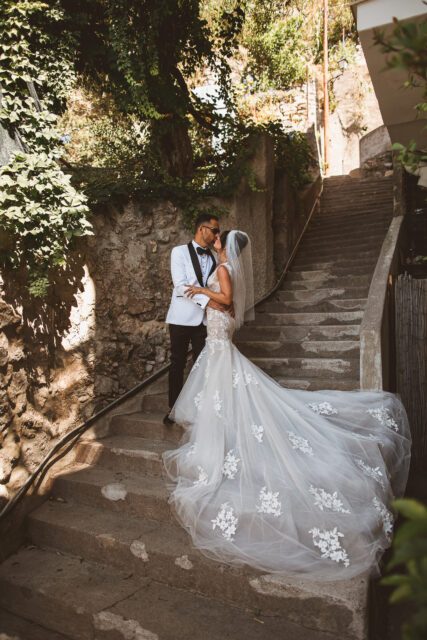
0;0;92;297
0;152;92;294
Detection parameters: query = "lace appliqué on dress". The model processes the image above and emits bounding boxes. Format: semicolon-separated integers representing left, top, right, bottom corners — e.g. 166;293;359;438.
288;431;314;456
309;527;350;567
309;485;350;514
308;402;338;416
194;391;203;411
256;487;282;517
244;371;259;387
207;337;228;354
367;407;399;432
373;497;394;541
222;450;240;480
251;424;264;443
232;370;240;388
191;350;204;373
211;502;238;541
213;390;223;418
193;466;208;486
356;459;385;488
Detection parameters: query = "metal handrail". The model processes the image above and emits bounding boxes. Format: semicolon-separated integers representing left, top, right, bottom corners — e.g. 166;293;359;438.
0;178;323;522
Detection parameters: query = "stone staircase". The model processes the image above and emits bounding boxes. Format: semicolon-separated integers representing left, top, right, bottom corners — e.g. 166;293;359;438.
0;175;393;640
238;174;393;390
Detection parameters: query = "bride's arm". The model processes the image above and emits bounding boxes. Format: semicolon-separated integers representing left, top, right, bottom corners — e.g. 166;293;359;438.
185;265;233;306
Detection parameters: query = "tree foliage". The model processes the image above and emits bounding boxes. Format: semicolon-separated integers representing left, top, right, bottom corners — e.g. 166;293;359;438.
0;0;92;297
381;499;427;640
373;17;427;175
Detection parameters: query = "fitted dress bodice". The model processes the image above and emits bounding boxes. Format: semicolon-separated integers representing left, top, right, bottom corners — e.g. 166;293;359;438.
206;263;236;342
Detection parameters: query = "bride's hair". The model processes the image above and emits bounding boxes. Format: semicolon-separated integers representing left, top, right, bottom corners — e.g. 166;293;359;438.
218;229;254;329
220;230;248;255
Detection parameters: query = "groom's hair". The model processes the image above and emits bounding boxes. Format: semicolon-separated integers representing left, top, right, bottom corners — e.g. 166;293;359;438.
194;212;219;232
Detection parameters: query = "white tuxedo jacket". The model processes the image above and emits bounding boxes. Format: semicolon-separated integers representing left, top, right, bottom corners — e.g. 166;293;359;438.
165;243;216;326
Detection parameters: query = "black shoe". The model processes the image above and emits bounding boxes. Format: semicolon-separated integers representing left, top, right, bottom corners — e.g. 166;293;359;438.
163;412;175;426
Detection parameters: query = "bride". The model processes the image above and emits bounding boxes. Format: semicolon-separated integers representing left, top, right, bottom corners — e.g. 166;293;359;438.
162;229;411;581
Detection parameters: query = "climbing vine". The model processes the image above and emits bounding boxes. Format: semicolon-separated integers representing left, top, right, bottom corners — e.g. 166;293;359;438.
0;0;92;297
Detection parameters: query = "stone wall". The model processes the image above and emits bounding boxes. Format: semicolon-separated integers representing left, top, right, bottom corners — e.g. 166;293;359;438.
0;134;278;501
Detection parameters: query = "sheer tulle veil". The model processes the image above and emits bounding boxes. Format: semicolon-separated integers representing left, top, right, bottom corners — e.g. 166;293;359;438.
225;230;255;329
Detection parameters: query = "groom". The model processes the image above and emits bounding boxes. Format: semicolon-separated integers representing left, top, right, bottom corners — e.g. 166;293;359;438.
164;213;230;425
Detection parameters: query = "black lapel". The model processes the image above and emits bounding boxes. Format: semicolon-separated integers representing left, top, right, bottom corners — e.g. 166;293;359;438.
187;242;204;287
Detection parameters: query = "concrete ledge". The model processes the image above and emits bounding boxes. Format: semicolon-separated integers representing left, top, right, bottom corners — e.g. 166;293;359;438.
360;215;404;390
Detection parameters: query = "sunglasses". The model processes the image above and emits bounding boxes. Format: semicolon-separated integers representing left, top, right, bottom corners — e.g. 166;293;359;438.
201;225;220;235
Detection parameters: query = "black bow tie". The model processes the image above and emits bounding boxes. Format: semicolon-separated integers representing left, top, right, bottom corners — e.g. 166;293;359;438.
196;247;210;256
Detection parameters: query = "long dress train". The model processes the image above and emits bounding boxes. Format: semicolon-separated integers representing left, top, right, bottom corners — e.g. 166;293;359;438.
162;263;411;581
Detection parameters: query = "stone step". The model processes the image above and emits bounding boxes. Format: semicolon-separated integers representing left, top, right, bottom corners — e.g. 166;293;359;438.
274;286;369;302
110;412;183;443
0;547;316;640
143;392;170;412
236;324;361;342
277;377;360;391
51;462;171;522
299;234;385;251
289;258;377;272
250;356;359;378
25;502;368;639
320;197;392;209
286;268;372;282
308;214;390;231
285;274;372;290
238;340;360;359
302;229;388;247
0;608;69;640
74;435;170;476
250;310;365;326
258;298;367;314
302;224;388;242
292;248;379;264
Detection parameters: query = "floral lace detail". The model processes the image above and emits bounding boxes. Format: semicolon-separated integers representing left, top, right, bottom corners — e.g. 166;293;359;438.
309;527;350;567
356;458;385;488
207;337;228;354
211;502;238;541
213;390;222;418
373;497;393;541
308;401;338;416
288;431;314;456
244;371;259;387
232;369;240;388
367;407;399;432
194;391;203;411
251;424;264;443
222;450;240;480
193;466;208;486
191;350;204;373
309;485;350;514
256;486;282;516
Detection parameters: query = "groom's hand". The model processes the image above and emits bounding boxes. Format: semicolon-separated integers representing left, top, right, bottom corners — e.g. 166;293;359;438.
207;300;230;313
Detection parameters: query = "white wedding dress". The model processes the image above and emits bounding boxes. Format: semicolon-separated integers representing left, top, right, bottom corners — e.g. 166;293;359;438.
162;262;411;581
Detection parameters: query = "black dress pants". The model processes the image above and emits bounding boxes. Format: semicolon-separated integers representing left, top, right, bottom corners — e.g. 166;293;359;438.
168;322;207;409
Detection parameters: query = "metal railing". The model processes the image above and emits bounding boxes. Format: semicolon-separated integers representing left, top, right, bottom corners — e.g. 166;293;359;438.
0;179;323;522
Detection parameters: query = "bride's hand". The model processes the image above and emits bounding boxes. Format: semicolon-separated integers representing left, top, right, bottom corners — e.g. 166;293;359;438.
184;285;207;298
